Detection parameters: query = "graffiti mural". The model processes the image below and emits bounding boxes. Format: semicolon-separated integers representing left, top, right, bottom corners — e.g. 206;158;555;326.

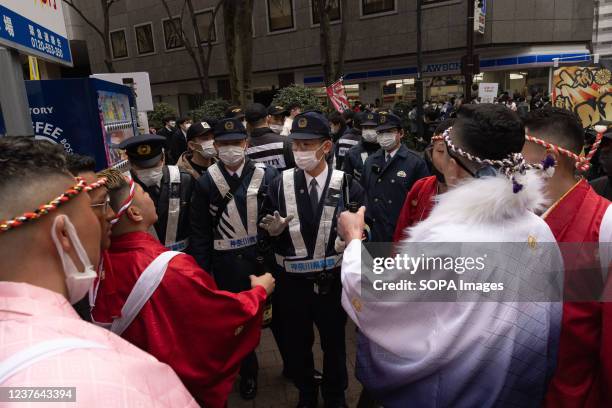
553;66;612;128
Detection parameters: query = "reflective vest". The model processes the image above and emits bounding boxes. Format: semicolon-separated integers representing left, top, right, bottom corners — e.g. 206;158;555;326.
207;162;266;251
275;168;344;274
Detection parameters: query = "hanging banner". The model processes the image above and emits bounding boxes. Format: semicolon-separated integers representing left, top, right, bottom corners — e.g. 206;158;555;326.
326;78;350;112
552;66;612;128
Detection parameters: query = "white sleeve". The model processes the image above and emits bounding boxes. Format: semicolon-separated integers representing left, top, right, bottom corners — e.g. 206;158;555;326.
599;205;612;283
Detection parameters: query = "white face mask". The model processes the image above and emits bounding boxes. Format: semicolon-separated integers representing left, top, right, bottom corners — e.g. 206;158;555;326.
182;123;192;131
168;121;176;128
218;145;245;167
269;124;283;134
362;129;378;143
294;145;324;172
134;166;163;187
378;132;398;151
242;120;247;129
198;140;217;159
331;124;340;135
50;215;97;304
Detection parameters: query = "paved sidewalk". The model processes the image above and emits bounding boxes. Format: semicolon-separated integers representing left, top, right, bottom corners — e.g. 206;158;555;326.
227;321;362;407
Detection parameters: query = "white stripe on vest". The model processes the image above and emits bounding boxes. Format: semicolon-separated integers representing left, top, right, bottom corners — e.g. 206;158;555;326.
208;163;265;250
280;169;344;271
164;165;181;247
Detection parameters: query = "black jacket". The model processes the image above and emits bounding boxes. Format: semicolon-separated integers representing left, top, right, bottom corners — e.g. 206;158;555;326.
334;128;361;170
132;165;194;248
362;144;429;242
167;128;189;165
190;159;279;291
263;167;366;276
342;141;380;182
247;127;295;171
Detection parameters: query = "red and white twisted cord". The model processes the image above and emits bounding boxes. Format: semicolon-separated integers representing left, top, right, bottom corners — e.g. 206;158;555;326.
110;178;135;225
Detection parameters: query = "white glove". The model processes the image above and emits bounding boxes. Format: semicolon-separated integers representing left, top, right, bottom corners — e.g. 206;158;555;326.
334;236;346;253
259;211;294;237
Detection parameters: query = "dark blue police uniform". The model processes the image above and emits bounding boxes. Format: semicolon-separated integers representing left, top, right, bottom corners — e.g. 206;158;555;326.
264;111;365;408
189;118;278;399
362;113;429;242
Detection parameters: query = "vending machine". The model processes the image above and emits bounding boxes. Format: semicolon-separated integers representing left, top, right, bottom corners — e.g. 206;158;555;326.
25;78;139;170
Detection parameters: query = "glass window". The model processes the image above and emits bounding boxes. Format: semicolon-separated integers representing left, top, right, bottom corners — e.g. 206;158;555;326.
134;23;155;55
194;10;216;44
110;29;128;59
362;0;395;15
312;0;341;25
268;0;294;32
163;17;183;50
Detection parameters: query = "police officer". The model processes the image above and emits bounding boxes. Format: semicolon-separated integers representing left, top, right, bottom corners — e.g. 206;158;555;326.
334;111;365;170
225;105;247;128
245;103;295;171
362;113;429;242
268;104;289;134
118;134;193;251
176;120;217;179
342;111;380;182
261;111;365;408
190;118;278;401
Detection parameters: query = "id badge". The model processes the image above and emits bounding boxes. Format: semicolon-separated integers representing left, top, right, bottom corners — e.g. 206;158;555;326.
313;282;319;294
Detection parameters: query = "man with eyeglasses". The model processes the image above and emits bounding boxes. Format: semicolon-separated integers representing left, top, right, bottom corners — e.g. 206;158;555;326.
65;153;116;321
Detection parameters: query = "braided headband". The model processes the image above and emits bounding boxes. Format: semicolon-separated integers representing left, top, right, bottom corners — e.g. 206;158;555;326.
442;127;554;194
110;177;135;225
525;125;606;172
431;135;444;142
0;177;107;233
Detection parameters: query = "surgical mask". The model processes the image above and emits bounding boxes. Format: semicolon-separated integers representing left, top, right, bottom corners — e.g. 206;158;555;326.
50;215;97;304
134;166;163;187
378;132;398;151
269;124;283;134
218;145;245;167
198;140;217;159
362;129;378;143
242;120;247;128
182;123;192;131
169;121;176;128
331;124;340;135
294;145;324;172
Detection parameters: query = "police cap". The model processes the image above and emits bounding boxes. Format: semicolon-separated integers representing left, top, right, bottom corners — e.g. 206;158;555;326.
117;134;166;168
288;111;331;140
213;118;247;141
376;112;403;132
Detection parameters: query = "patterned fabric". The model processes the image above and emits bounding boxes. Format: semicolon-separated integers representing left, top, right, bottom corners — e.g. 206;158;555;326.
0;282;197;407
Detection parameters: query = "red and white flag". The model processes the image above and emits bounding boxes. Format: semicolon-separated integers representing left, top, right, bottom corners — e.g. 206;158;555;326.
326;78;350;112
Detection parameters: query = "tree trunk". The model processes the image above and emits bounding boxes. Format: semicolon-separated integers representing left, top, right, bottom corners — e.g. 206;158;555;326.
100;0;115;72
334;0;348;80
237;0;254;105
223;1;239;104
186;0;211;98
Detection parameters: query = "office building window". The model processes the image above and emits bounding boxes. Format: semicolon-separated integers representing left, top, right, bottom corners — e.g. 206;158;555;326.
134;23;155;55
194;10;217;44
267;0;294;32
361;0;395;16
110;29;128;59
312;0;341;25
162;17;183;50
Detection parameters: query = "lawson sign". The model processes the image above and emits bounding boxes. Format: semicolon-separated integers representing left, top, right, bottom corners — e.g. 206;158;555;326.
0;0;72;66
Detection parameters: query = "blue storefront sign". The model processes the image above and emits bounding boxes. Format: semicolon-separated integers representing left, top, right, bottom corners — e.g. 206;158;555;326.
0;1;72;66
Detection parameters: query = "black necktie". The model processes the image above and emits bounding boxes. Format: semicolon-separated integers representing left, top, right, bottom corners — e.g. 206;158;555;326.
309;178;319;214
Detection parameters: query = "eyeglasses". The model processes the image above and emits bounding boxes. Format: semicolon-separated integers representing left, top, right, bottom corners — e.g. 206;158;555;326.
90;196;111;213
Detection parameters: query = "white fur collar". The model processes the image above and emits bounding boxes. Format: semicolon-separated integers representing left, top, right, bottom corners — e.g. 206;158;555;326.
408;170;549;236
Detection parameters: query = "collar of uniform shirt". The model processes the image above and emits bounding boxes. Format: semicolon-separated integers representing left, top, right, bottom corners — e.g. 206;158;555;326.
386;144;401;159
304;162;328;200
226;160;245;177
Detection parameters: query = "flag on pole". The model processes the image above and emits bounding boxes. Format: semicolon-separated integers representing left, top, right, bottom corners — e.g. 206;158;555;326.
326;78;350;112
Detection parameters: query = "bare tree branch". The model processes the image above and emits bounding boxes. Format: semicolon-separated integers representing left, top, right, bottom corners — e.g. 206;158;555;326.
64;0;104;40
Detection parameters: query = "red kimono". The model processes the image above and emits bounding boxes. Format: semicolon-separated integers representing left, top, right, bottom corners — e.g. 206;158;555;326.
543;179;611;408
392;175;438;242
92;231;267;408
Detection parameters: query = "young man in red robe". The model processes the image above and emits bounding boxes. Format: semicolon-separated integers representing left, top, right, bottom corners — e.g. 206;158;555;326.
392;119;453;242
91;168;275;408
522;108;612;407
